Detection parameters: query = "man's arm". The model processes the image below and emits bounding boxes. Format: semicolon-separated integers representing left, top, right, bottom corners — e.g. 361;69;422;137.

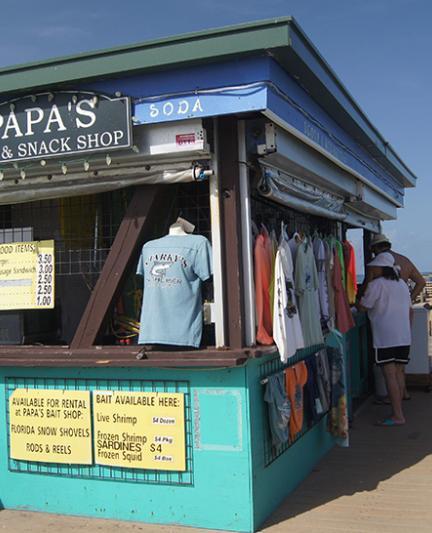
409;263;426;302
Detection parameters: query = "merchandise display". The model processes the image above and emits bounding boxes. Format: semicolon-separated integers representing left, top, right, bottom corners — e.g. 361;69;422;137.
264;372;291;446
253;221;357;359
254;226;274;345
326;328;350;446
273;223;305;362
295;239;324;347
332;249;355;334
136;230;212;348
284;361;308;441
313;236;330;328
343;240;358;305
263;348;336;446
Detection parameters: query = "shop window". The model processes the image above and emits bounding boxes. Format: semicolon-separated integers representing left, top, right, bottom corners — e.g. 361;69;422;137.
111;180;214;348
0;181;213;349
0;192;127;345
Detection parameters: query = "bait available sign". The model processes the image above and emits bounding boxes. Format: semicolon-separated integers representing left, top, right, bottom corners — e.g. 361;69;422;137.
8;388;186;471
0;92;132;164
93;391;186;471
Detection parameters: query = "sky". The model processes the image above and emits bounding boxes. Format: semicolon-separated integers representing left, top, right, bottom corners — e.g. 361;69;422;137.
0;0;430;270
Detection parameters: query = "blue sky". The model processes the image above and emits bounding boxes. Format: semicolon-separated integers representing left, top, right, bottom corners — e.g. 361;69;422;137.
1;0;430;270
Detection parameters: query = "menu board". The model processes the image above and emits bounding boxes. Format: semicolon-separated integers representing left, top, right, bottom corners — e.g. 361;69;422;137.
0;240;54;310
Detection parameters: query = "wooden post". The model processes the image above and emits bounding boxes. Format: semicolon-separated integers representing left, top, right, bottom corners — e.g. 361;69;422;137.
71;184;175;348
363;229;372;270
217;117;245;349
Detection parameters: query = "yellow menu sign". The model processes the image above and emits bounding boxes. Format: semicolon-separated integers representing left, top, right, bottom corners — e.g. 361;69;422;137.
0;240;55;310
93;391;186;471
9;389;92;464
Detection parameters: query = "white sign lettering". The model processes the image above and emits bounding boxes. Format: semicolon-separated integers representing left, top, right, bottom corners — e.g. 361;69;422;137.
148;97;203;120
0;92;132;164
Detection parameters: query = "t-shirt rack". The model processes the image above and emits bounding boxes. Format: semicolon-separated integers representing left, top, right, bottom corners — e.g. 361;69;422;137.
251;196;357;361
260;338;349;465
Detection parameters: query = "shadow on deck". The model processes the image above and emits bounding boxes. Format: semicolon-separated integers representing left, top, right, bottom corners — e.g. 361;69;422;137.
261;389;432;532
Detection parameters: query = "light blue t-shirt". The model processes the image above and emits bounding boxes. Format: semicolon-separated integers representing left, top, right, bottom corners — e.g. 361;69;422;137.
136;234;212;347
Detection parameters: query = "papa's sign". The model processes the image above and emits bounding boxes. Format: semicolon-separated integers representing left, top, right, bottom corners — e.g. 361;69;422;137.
0;92;132;165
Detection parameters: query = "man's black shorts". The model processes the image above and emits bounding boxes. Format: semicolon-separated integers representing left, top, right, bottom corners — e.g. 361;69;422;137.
375;345;411;365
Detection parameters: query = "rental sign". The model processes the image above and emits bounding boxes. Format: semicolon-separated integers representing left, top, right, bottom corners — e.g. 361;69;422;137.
0;92;132;164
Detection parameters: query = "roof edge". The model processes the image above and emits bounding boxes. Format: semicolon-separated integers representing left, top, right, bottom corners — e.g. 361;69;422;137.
0;16;417;186
0;17;293;76
285;18;417;185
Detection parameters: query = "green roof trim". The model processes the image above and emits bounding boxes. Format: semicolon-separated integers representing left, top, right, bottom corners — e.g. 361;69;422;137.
0;17;417;186
0;19;292;93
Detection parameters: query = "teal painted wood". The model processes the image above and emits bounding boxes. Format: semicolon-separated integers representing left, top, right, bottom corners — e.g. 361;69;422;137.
0;366;254;532
0;352;350;532
346;313;371;400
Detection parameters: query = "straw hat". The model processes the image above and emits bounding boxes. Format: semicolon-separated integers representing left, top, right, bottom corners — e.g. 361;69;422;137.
370;233;391;248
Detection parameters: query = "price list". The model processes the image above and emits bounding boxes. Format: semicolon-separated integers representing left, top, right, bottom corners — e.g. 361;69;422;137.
0;239;55;310
36;249;54;307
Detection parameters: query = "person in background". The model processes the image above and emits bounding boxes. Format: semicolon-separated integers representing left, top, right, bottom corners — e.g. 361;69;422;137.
358;253;411;426
366;234;426;303
364;233;425;401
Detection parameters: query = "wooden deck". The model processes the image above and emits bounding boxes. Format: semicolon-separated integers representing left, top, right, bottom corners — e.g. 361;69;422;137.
262;389;432;532
1;390;431;532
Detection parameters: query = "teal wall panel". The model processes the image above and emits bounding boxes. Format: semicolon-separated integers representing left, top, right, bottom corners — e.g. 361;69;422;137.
0;366;254;532
195;390;243;451
0;355;340;532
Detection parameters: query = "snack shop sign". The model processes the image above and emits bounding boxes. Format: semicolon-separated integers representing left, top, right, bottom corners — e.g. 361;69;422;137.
0;92;132;164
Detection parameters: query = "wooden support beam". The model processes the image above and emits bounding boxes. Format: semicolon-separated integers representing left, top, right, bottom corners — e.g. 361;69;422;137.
217;116;245;349
363;229;372;270
71;184;175;348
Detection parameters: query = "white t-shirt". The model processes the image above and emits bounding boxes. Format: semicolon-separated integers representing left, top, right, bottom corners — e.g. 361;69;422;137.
360;277;411;348
273;238;305;362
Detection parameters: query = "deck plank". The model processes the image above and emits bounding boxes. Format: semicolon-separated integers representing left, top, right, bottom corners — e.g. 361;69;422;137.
261;389;432;532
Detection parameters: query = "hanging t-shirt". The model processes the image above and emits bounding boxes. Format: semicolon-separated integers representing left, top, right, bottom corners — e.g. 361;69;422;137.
288;232;302;266
284;361;308;441
333;248;355;334
315;349;331;413
304;356;323;423
343;241;358;305
334;240;346;289
313;237;330;327
269;229;278;322
254;229;274;345
360;277;411;348
325;239;336;330
264;372;291;446
136;234;212;347
326;331;349;446
295;239;324;347
273;227;305;362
